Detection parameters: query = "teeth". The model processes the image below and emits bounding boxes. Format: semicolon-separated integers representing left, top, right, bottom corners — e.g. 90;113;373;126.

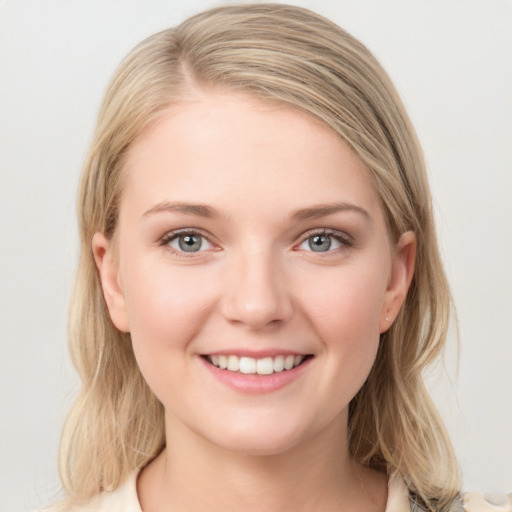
227;355;239;372
239;357;256;374
284;355;295;370
257;357;274;375
207;354;306;375
273;355;284;372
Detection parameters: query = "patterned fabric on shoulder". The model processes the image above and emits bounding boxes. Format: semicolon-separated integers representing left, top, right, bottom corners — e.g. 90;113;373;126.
408;491;512;512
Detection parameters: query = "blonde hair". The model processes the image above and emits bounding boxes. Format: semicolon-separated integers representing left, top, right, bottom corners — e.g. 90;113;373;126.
59;4;460;510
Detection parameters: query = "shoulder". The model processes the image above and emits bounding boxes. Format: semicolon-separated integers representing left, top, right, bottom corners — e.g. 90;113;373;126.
37;470;141;512
408;491;512;512
398;470;511;512
462;492;512;512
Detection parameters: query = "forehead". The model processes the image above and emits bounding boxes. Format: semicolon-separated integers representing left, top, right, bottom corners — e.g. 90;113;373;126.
120;92;381;220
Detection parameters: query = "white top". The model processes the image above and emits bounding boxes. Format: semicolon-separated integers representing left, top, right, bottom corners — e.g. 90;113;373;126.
43;471;511;512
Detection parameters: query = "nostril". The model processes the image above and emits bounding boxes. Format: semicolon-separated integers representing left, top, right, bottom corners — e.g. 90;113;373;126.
221;293;294;329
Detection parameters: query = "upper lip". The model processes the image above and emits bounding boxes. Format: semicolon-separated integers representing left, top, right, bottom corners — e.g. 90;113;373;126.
201;349;311;358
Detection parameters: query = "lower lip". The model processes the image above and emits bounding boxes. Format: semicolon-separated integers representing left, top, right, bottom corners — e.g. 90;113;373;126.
200;357;312;394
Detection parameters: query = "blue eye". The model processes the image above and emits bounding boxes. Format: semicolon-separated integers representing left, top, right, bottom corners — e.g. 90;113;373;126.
166;232;213;253
299;232;345;253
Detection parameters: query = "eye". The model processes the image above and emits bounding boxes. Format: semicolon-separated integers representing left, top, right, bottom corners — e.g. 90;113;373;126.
298;231;348;253
164;231;214;253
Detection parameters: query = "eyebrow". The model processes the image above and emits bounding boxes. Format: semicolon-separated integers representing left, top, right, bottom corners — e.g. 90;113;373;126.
290;202;372;222
143;201;218;218
142;200;371;222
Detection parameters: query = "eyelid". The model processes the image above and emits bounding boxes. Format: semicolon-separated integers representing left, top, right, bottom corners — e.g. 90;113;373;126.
295;228;354;252
158;227;354;256
159;228;219;256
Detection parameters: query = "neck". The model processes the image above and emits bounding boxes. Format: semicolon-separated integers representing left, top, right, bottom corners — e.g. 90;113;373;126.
137;413;387;512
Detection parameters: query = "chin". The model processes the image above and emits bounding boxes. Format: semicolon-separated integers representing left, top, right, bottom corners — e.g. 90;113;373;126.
217;437;301;457
200;420;316;457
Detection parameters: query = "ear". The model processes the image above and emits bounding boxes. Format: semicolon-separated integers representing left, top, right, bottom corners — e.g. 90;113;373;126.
92;232;130;333
379;231;416;333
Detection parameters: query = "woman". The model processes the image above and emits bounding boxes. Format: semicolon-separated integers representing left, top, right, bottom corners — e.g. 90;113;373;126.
45;4;508;511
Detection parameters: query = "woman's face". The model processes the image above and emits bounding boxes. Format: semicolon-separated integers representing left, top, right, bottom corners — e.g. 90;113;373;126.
94;92;414;455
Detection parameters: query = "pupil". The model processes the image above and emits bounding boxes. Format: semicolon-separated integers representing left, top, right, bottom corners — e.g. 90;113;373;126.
309;234;331;252
179;234;202;252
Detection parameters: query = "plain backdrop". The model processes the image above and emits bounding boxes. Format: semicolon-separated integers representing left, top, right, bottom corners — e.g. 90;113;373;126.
1;1;511;511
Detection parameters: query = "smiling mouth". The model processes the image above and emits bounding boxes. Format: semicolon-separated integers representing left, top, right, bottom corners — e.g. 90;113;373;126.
203;354;312;375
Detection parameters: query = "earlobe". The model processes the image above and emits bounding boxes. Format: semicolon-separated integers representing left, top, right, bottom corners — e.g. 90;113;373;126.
379;231;416;333
92;232;130;333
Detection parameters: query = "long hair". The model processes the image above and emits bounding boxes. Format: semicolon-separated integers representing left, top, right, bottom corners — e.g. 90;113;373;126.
59;4;460;510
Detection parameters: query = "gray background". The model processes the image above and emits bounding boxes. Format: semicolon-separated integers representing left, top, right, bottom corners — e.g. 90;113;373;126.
1;1;511;511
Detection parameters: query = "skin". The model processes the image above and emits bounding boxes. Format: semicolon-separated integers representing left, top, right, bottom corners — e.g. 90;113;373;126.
93;91;416;512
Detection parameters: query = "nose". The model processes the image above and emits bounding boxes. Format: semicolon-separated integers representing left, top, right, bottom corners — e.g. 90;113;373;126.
220;248;294;330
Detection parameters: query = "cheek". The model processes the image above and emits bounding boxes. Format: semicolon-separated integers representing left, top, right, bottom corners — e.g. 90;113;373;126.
119;258;217;380
122;257;214;334
301;262;387;392
303;262;387;337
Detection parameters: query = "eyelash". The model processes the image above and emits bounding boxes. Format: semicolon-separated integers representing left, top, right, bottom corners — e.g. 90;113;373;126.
159;228;354;257
297;229;354;254
159;228;214;258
